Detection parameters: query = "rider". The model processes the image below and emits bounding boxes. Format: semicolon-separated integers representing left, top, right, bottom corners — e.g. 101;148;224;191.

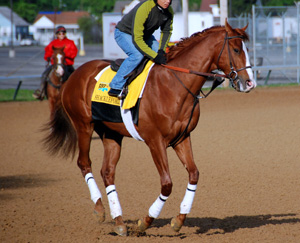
108;0;173;98
33;25;78;100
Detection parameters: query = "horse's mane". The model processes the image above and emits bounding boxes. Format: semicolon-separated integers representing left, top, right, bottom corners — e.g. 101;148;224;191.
167;25;249;61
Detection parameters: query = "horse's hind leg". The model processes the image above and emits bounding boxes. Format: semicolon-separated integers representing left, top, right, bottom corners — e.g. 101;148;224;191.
76;128;106;223
172;136;199;232
100;129;127;236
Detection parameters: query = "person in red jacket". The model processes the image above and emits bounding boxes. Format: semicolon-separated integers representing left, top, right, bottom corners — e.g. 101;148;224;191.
33;25;78;100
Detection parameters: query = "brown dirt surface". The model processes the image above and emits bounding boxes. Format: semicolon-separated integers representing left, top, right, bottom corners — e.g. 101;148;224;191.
1;86;300;243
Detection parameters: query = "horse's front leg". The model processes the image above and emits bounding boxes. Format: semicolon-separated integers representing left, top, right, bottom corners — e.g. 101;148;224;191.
138;139;172;232
76;128;106;223
172;135;199;232
47;87;56;119
100;130;127;236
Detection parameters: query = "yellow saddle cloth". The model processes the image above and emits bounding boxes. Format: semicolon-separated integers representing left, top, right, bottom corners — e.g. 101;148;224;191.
92;60;154;110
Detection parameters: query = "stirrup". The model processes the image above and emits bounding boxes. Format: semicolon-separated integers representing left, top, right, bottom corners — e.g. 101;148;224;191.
108;88;127;99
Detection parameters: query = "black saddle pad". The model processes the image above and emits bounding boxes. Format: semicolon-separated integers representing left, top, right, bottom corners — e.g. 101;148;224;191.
92;98;141;124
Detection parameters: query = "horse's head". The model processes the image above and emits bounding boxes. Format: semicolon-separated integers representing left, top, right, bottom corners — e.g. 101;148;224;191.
215;20;256;93
51;46;65;77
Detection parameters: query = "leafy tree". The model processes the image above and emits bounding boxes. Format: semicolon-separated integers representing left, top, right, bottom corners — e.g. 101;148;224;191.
78;16;102;43
14;0;38;23
81;0;115;16
230;0;297;16
189;0;201;11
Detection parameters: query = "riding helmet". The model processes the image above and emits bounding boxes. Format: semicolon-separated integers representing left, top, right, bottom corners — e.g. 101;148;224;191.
55;26;66;34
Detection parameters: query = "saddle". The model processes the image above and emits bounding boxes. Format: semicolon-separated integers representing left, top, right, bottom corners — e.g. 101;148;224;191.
110;57;150;86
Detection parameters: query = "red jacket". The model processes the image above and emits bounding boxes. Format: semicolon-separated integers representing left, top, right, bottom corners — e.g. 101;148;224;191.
44;38;78;65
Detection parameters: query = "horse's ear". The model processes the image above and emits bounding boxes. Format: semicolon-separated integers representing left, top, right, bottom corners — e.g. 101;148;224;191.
224;18;234;33
241;23;249;32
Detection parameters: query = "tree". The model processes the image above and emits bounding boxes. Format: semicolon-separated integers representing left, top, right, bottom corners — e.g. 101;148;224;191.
189;0;201;11
78;16;102;43
14;0;38;23
230;0;296;16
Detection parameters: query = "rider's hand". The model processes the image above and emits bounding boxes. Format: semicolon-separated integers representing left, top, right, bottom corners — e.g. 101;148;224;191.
47;57;51;62
153;50;167;65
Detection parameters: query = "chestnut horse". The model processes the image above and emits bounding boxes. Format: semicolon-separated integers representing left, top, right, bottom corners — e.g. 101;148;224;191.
43;21;256;236
45;47;66;118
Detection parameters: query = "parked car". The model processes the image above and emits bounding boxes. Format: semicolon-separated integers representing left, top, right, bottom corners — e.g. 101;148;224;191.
20;36;39;46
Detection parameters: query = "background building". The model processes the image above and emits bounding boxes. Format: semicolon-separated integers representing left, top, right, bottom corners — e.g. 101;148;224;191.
0;6;30;46
30;11;89;46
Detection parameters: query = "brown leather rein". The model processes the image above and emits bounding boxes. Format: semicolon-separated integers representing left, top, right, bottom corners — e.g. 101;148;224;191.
162;64;228;79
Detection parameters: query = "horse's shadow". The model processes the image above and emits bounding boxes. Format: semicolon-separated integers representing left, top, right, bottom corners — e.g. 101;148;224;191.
125;213;300;236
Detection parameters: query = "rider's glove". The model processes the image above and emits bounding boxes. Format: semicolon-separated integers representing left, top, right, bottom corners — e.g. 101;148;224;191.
153;50;167;65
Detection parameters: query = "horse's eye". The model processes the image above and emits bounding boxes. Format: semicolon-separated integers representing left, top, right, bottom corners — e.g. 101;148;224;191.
233;48;239;53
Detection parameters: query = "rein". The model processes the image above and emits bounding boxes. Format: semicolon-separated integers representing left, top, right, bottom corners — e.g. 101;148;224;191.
47;64;65;89
162;64;228;81
166;33;250;147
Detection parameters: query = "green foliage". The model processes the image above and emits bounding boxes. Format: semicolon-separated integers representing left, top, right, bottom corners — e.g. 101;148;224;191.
230;0;297;16
2;0;116;24
14;0;38;23
189;0;201;11
78;16;102;43
80;0;116;16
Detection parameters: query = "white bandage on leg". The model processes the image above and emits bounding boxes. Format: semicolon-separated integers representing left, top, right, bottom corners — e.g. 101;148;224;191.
148;194;168;218
180;183;197;214
85;173;102;204
106;185;122;219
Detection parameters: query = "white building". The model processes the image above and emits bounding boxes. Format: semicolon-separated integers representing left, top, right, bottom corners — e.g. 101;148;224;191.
0;6;30;46
30;11;89;46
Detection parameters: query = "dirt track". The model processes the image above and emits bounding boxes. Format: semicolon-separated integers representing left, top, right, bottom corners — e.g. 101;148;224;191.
1;86;300;242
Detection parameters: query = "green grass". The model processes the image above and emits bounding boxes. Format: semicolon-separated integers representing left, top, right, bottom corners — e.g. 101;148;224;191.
0;83;298;102
0;89;37;102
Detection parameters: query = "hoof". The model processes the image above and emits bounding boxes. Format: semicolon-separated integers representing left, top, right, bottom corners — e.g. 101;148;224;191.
93;209;105;223
171;217;183;232
114;225;127;236
137;218;149;232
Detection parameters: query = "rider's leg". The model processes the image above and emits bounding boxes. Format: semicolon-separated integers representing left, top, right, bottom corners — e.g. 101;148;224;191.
63;65;75;82
33;66;52;100
109;29;144;92
146;35;159;52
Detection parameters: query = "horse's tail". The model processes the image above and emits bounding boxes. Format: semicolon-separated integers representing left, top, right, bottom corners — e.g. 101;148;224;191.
42;100;77;158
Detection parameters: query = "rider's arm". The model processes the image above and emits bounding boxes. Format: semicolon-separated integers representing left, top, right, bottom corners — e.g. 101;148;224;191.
44;42;53;62
65;39;78;60
158;7;173;51
132;1;158;60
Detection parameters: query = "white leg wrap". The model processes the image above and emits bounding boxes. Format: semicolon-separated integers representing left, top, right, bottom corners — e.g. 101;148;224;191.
106;185;122;219
148;194;168;218
180;183;197;214
85;173;102;204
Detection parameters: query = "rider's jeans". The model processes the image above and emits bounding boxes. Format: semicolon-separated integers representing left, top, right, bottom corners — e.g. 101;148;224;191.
109;28;159;90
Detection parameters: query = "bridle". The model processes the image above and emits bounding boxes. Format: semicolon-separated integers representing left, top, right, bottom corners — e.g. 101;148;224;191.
165;32;251;148
163;32;252;95
215;32;252;89
47;56;65;89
